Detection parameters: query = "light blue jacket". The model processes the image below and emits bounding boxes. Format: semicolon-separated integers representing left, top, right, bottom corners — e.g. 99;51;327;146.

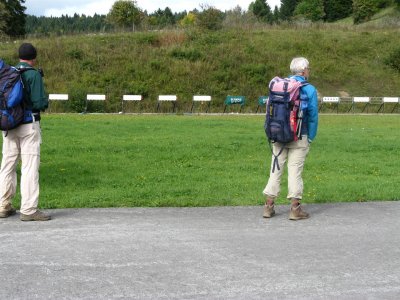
290;75;318;142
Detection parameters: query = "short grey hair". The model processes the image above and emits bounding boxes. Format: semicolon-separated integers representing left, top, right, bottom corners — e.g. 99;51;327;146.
290;57;310;75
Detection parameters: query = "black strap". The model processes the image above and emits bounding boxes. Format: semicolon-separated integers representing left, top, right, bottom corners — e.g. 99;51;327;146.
268;140;285;173
283;81;289;93
269;81;275;90
18;66;35;74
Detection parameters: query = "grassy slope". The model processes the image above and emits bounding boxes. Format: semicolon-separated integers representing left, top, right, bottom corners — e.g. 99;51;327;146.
363;6;400;25
1;25;399;113
337;6;400;25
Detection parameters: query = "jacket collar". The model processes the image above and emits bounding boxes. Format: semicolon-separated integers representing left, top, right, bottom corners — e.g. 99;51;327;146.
16;61;33;68
289;75;307;83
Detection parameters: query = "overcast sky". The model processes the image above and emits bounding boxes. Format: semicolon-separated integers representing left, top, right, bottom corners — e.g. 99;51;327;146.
25;0;281;17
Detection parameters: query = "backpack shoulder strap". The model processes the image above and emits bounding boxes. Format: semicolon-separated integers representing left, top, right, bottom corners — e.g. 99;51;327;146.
17;66;36;73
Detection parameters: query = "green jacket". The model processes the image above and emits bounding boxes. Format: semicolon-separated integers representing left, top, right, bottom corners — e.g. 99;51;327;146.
16;62;48;113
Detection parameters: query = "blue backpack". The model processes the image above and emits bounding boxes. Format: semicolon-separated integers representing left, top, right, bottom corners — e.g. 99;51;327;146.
264;76;308;172
0;59;33;135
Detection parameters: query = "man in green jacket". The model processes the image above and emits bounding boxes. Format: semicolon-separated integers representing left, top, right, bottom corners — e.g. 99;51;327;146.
0;43;50;221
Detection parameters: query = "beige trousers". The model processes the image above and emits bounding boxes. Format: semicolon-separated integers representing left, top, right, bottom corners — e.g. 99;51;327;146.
263;136;310;200
0;122;41;215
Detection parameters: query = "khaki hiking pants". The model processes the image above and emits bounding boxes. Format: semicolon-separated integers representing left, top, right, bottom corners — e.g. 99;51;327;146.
0;122;41;215
263;136;310;200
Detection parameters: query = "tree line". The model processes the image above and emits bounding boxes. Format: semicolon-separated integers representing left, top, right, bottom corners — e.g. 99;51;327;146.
1;0;399;38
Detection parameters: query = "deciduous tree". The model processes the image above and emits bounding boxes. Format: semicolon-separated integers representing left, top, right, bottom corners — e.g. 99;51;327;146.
294;0;325;21
107;0;141;31
180;12;196;27
352;0;378;24
196;5;224;30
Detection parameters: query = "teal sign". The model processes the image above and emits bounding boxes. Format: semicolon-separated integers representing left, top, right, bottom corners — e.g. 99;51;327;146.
225;96;246;106
258;96;268;105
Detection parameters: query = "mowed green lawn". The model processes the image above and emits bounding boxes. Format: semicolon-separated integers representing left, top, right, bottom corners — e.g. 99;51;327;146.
2;114;399;209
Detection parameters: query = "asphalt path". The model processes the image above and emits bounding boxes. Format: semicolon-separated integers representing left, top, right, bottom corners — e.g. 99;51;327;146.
1;201;399;299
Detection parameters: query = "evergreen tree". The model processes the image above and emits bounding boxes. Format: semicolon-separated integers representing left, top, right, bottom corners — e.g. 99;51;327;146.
1;0;26;36
174;10;187;24
252;0;273;23
273;6;280;23
323;0;352;22
0;2;9;35
25;14;112;35
161;7;176;25
148;7;177;27
279;0;300;20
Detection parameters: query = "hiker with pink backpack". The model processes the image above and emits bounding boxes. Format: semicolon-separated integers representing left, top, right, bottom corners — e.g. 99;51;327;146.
263;57;318;220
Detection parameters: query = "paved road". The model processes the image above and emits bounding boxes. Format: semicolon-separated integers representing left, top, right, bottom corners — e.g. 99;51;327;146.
1;201;399;299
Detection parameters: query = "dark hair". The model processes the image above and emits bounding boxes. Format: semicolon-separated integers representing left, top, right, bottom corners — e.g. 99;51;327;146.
19;43;37;60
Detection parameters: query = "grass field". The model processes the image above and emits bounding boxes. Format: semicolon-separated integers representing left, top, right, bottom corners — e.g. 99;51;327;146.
2;114;399;209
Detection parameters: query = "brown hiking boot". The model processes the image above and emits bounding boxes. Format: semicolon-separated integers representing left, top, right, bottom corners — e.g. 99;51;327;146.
0;204;17;218
263;204;275;218
20;210;51;221
289;204;309;220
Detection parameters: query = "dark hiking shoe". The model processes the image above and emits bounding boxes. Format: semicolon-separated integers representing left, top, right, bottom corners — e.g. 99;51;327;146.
0;204;17;218
20;210;51;221
289;204;309;220
263;204;275;218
